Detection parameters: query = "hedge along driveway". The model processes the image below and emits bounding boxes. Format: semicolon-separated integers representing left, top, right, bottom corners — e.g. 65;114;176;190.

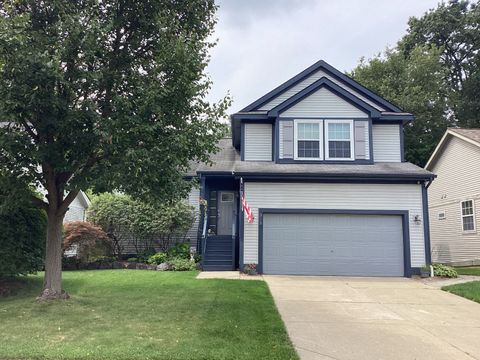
0;270;298;360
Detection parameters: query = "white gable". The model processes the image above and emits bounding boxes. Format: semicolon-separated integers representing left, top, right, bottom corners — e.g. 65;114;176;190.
279;87;368;118
258;70;385;111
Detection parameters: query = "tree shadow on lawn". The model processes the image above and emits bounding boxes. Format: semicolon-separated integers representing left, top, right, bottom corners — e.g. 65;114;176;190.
0;272;90;302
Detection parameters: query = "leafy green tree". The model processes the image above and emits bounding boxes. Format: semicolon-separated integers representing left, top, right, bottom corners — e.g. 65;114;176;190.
0;189;47;278
0;1;228;299
351;46;449;166
399;0;480;127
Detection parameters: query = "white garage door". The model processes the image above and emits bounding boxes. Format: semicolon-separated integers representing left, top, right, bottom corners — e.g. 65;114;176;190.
262;213;405;276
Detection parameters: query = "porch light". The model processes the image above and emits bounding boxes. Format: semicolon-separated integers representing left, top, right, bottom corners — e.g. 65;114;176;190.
414;215;422;225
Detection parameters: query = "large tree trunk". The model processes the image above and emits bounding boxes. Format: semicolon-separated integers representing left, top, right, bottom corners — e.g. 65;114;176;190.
38;210;69;300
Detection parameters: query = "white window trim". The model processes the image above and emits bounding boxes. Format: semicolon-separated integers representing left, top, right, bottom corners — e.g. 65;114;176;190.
461;199;476;233
293;119;324;160
325;119;355;161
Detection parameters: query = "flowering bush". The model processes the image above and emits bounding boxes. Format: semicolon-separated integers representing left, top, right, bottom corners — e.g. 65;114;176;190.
243;263;257;275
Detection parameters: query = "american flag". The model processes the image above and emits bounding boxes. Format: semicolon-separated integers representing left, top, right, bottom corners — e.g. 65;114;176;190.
241;179;254;223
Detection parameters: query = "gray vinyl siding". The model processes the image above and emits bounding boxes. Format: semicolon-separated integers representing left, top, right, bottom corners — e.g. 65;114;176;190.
259;69;385;111
372;124;401;162
185;187;200;248
279;87;368;118
243;182;426;267
244;123;272;161
428;136;480;264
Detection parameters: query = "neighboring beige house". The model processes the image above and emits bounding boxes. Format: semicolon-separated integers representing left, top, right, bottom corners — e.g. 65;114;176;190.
425;128;480;265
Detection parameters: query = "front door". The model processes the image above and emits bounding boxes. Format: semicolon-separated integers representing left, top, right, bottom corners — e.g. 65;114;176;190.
217;191;235;235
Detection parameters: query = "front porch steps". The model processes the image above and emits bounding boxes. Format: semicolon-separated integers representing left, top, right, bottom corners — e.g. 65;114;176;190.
202;235;234;271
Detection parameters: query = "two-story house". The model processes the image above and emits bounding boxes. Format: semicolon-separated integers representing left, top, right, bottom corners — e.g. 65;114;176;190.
187;60;434;277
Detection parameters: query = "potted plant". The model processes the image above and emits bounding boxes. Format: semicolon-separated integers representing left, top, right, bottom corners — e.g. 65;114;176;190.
243;263;258;275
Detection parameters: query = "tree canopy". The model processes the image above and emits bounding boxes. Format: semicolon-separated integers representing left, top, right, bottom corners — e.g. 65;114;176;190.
0;0;228;299
400;0;480;128
351;47;448;166
351;0;480;166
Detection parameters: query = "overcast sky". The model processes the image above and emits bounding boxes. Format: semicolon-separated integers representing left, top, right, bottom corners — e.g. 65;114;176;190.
206;0;441;113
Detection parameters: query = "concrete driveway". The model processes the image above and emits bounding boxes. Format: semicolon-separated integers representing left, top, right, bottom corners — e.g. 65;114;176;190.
264;276;480;360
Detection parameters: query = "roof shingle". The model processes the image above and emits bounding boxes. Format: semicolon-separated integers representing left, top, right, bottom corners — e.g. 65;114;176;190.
188;139;434;180
449;128;480;145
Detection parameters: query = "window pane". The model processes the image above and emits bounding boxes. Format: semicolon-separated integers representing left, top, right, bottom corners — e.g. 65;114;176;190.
463;215;475;231
328;123;350;140
298;123;319;140
462;200;473;216
328;140;351;158
208;191;217;234
298;140;320;158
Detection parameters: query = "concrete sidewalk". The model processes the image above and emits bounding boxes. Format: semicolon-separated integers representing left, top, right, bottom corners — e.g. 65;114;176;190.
419;275;480;288
264;276;480;360
196;271;263;280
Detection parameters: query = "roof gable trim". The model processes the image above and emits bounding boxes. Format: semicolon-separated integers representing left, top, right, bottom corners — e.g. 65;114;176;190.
425;129;480;170
267;77;381;118
241;60;403;113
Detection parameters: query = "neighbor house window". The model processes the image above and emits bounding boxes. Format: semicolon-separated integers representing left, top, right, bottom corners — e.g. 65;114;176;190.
437;211;446;220
325;120;354;160
461;200;475;232
294;120;323;160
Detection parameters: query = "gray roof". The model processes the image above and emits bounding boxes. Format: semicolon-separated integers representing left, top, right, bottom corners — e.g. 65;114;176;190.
425;128;480;170
188;139;434;180
186;138;239;177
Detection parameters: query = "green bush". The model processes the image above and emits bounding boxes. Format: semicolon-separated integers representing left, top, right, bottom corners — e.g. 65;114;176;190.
91;256;116;263
0;206;47;277
193;253;202;263
137;248;156;263
433;264;458;278
147;252;168;265
87;193;195;255
168;257;196;271
167;242;190;260
127;257;138;263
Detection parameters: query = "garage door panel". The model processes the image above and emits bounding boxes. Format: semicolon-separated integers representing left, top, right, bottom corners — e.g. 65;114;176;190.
262;213;404;276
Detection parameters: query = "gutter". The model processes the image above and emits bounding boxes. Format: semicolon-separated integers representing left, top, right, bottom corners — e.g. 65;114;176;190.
231;172;435;182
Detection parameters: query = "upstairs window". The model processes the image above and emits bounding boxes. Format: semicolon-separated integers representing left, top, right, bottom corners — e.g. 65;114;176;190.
461;200;475;232
325;120;354;160
294;120;323;160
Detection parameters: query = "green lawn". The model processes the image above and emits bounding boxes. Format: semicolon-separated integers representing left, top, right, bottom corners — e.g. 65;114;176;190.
0;270;298;360
443;281;480;303
455;266;480;276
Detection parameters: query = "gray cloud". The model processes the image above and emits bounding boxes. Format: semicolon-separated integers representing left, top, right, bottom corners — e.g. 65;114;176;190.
206;0;440;112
